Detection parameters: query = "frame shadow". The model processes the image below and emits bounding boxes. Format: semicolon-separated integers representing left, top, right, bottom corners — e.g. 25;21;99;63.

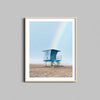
22;18;25;82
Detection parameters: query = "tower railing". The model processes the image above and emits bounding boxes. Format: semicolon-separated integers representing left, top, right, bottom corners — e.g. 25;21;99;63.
56;55;62;60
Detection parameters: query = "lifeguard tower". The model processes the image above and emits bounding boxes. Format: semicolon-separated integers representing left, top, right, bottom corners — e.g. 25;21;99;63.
43;49;62;66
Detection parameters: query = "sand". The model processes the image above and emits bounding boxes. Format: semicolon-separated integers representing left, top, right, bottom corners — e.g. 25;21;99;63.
30;64;72;77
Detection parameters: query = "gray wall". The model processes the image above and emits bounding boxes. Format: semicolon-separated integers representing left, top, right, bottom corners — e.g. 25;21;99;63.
0;0;100;100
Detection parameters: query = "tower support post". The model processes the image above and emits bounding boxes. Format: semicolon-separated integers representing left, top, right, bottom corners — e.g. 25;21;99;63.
57;61;60;66
51;61;54;67
45;62;47;66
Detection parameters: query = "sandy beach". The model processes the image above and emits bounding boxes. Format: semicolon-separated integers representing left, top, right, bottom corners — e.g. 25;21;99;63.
30;64;72;77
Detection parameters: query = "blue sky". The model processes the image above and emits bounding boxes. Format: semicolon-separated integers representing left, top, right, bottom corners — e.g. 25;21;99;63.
29;21;73;65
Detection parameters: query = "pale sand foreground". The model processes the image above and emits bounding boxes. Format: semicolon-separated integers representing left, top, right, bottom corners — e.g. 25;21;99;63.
30;64;72;77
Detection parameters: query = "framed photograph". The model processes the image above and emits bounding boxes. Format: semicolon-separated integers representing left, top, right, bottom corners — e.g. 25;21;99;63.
25;17;77;82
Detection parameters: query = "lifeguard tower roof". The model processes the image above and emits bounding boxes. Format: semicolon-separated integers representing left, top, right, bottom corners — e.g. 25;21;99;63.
43;49;60;52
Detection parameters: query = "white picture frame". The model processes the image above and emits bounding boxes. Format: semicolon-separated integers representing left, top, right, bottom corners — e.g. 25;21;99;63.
25;17;77;82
